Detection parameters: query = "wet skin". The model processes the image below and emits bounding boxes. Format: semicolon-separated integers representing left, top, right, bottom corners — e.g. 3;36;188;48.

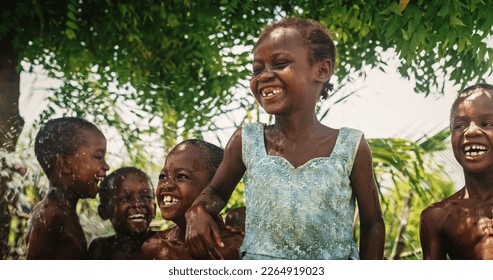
25;128;109;259
141;145;243;260
88;172;156;259
25;190;89;259
225;206;246;235
420;90;493;259
107;173;155;236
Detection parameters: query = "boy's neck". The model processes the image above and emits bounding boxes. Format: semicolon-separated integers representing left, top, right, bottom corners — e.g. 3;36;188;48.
48;186;79;209
114;232;148;244
464;172;493;200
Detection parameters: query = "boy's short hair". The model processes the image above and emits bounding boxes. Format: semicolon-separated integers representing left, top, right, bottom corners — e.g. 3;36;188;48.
98;167;152;220
170;139;224;179
34;117;100;178
450;83;493;125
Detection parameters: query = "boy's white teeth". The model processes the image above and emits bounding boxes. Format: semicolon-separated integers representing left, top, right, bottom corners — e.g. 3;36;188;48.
464;144;488;156
261;87;283;97
128;214;145;220
163;196;179;204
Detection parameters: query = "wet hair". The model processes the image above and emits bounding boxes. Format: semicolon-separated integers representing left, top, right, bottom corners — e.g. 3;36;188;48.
98;167;153;220
168;139;224;180
450;83;493;125
34;117;101;178
256;17;336;100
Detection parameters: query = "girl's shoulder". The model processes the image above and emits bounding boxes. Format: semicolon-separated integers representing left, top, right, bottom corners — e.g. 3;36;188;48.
338;126;363;138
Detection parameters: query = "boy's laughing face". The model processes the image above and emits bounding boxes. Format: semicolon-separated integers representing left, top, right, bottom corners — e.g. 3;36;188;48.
451;89;493;174
66;128;109;198
109;173;156;235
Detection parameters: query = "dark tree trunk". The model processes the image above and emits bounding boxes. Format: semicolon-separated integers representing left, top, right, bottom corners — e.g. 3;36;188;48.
0;37;24;259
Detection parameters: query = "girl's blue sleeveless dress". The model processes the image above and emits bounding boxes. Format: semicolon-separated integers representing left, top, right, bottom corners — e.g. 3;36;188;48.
240;123;363;260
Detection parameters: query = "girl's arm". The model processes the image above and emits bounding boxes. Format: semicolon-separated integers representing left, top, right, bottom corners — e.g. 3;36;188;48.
349;136;385;259
185;128;246;259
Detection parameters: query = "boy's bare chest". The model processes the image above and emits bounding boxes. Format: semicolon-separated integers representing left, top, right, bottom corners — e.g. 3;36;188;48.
55;215;87;258
443;203;493;258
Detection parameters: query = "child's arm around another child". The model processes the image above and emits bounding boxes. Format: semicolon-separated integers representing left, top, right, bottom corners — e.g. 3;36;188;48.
184;130;245;259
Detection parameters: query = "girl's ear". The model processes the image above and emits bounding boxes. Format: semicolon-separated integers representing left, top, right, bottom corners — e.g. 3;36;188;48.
315;59;333;83
56;155;72;174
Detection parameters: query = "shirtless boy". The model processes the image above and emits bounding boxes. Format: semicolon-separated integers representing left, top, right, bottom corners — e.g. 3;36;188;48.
25;117;109;259
141;139;243;259
420;84;493;259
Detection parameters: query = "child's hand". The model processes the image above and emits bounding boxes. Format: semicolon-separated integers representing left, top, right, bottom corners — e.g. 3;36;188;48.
225;225;245;236
185;204;224;260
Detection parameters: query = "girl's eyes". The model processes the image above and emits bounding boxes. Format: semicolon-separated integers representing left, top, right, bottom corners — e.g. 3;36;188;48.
274;61;290;69
252;66;263;75
158;173;167;181
251;61;290;75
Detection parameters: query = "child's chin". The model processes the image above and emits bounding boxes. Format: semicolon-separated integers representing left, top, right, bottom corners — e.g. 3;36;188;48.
80;191;98;199
128;224;149;234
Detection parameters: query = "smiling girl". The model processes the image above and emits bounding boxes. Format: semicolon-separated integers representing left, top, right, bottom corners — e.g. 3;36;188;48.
184;18;384;260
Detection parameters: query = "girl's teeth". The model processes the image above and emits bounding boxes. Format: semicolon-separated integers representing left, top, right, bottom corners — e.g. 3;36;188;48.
261;88;283;97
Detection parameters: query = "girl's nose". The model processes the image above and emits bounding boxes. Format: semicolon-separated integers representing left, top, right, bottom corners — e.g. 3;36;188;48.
256;68;275;82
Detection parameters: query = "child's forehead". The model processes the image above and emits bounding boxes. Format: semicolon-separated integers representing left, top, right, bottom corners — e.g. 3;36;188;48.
457;90;493;106
256;27;304;49
170;145;206;160
75;127;105;146
115;173;152;192
452;90;493;118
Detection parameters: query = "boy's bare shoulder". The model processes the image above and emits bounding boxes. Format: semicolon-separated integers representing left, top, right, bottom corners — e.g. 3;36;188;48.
143;229;172;245
88;235;115;250
421;187;466;221
88;235;115;259
29;197;67;225
142;230;191;260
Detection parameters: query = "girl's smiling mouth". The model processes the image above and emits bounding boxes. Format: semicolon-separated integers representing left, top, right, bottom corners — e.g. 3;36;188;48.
261;87;284;97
